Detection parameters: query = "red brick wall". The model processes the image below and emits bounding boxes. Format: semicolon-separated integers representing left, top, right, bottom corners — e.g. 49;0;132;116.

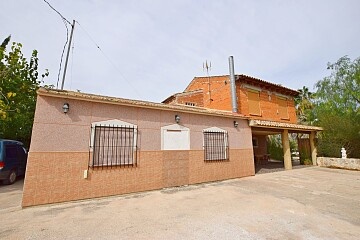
183;76;297;123
252;135;268;156
175;91;204;107
238;85;297;123
185;76;233;111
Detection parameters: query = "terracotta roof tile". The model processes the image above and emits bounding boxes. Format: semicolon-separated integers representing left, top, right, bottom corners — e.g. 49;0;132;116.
249;119;323;131
37;88;247;119
189;74;299;96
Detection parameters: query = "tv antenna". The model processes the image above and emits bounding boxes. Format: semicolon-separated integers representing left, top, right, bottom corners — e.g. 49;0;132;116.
203;60;211;75
203;60;213;103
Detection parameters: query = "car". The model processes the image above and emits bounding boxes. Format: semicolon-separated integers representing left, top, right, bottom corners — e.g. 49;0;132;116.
0;139;28;185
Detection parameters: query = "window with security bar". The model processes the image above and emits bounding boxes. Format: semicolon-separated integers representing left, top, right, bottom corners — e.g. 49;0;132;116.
203;131;229;161
91;125;138;167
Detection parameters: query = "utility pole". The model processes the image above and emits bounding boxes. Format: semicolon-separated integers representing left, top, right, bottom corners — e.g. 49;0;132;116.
61;20;75;90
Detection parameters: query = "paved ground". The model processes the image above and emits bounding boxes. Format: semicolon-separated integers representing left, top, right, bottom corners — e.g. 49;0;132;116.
0;167;359;239
255;159;311;174
0;176;24;211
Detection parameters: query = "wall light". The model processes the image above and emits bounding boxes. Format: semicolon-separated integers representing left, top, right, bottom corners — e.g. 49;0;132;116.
175;114;180;124
233;120;238;128
63;103;70;114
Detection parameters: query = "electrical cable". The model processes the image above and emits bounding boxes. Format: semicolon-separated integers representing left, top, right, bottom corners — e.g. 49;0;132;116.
56;18;69;89
43;0;71;89
43;0;71;25
43;1;141;97
75;21;142;98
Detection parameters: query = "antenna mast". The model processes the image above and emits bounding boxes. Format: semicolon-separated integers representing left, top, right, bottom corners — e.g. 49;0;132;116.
61;20;75;90
203;60;212;103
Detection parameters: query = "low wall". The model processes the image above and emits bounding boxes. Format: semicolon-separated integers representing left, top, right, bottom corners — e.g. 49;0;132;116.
317;157;360;170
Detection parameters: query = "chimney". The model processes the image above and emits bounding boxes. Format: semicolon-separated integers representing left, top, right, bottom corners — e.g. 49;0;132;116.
228;56;238;113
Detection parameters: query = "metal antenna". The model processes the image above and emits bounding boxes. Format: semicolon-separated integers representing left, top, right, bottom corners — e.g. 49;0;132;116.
61;20;75;90
203;60;212;103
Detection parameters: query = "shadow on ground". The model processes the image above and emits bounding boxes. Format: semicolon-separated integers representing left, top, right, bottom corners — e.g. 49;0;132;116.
255;159;312;174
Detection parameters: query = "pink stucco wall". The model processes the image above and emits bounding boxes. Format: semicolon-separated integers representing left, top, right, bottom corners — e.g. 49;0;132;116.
30;95;253;152
23;94;255;206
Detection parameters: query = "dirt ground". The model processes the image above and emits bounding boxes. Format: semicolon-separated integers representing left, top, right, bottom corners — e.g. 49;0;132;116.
0;167;359;239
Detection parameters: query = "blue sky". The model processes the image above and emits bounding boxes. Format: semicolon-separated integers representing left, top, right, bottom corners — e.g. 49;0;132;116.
1;0;359;102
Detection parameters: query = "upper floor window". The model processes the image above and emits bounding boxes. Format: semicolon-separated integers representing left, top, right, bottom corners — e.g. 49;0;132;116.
277;96;289;119
185;102;196;106
90;120;138;167
248;89;261;116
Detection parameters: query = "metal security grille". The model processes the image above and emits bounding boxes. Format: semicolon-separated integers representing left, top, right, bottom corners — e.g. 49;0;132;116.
92;125;137;168
203;131;229;161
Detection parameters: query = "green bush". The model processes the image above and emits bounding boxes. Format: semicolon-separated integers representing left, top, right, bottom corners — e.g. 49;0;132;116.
267;135;298;161
303;159;313;165
267;135;284;161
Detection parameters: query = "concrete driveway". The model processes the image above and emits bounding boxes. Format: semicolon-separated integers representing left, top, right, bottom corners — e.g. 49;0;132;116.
0;177;24;211
0;167;359;239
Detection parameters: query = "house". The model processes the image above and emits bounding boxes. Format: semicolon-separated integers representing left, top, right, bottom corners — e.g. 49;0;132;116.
163;74;321;167
22;88;254;207
22;71;321;207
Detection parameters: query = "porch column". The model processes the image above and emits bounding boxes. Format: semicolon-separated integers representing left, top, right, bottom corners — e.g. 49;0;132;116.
282;129;292;170
309;131;317;165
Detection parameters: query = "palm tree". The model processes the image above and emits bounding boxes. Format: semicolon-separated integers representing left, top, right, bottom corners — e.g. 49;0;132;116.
295;86;314;123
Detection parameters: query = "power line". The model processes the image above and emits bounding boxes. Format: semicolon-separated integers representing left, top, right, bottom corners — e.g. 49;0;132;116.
43;0;71;25
56;18;69;89
75;21;142;98
43;1;142;97
43;0;72;89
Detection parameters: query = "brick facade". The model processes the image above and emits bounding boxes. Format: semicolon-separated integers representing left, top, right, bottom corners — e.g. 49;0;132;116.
169;90;204;107
164;75;298;124
252;135;267;156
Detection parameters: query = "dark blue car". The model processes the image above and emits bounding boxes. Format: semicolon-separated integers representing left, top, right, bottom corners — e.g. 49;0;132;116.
0;139;27;185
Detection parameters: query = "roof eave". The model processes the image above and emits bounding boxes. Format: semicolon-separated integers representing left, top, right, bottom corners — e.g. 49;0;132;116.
249;119;323;132
37;88;248;120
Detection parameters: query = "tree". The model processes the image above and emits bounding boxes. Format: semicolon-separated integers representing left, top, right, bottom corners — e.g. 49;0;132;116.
0;36;48;148
294;86;315;124
314;56;360;158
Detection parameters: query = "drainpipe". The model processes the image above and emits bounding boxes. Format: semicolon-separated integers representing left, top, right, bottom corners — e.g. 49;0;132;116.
228;56;238;113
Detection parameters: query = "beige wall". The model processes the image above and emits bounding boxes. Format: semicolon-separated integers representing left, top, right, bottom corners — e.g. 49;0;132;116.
23;95;255;206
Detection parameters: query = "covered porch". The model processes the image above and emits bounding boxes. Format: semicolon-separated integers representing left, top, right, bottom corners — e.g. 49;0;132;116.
249;120;323;171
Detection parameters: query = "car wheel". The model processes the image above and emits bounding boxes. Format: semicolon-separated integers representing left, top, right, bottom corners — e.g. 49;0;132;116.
4;170;17;185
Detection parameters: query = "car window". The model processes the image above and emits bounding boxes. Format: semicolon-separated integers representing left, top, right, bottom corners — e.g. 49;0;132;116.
17;146;27;157
5;145;17;159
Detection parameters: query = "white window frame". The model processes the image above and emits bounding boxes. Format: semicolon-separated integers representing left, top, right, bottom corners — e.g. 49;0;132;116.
90;119;138;167
203;127;229;161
